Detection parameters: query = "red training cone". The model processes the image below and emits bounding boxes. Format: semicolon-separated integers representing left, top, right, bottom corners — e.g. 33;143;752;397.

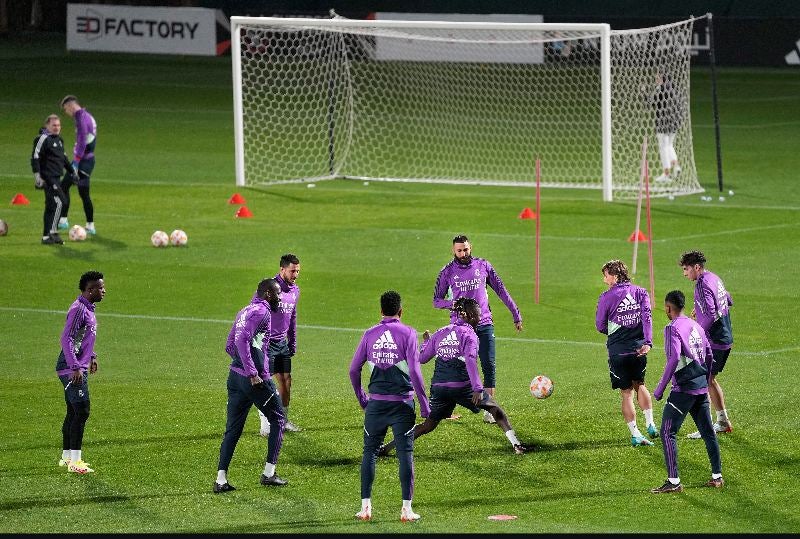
11;193;30;205
235;206;253;218
519;207;537;219
627;230;648;242
228;193;246;204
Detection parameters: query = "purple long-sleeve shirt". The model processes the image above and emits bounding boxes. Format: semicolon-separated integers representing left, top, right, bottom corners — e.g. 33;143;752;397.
269;274;298;353
349;317;430;417
57;295;97;375
654;315;714;400
595;282;653;357
694;270;734;349
420;320;483;392
225;294;272;378
72;108;97;162
433;257;521;326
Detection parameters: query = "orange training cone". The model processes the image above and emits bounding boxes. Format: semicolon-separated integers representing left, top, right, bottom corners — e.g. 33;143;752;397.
519;207;537;219
235;206;253;218
628;230;648;242
11;193;30;205
228;193;245;204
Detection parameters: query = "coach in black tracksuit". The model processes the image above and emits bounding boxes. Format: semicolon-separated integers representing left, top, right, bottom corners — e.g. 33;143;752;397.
31;114;76;244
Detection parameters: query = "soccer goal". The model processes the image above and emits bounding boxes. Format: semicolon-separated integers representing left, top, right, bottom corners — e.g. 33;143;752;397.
231;14;705;200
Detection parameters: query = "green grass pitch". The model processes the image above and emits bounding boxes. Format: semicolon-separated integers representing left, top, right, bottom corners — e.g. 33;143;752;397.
1;33;799;533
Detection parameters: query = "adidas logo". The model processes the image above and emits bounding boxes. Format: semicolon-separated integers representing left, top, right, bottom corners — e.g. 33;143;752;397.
372;330;398;350
689;326;703;346
617;292;640;313
440;330;459;347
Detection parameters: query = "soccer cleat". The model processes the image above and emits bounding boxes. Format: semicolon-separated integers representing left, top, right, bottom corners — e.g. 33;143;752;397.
446;414;462;420
213;481;236;493
705;477;724;488
260;473;288;486
42;234;64;245
67;460;94;474
647;424;659;439
631;435;654;447
59;458;71;467
483;410;496;424
512;443;528;455
651;480;683;494
400;507;421;522
57;220;69;231
284;420;302;432
687;422;733;439
654;174;672;183
85;225;96;235
673;165;682;178
377;444;392;458
355;507;372;521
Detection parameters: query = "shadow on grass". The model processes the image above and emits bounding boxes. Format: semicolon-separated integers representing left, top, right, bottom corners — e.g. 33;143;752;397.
0;491;189;511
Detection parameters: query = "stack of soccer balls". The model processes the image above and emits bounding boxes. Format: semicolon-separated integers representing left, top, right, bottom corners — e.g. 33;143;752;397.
151;229;188;247
529;375;554;399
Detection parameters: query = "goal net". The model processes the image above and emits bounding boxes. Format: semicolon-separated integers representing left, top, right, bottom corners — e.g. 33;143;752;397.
231;14;704;200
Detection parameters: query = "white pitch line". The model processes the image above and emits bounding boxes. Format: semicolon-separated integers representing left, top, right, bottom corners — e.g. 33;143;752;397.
2;307;795;356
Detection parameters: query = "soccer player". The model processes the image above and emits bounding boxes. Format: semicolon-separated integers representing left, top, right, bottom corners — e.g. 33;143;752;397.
378;297;528;457
651;290;723;493
433;234;522;423
258;254;302;435
595;259;658;446
679;250;735;439
58;95;97;235
642;69;685;183
31;114;75;245
57;270;105;474
349;290;430;522
214;278;288;493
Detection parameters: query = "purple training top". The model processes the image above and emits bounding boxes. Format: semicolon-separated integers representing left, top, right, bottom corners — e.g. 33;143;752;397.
420;319;483;392
57;295;97;376
72;108;97;162
269;273;299;353
595;282;653;357
225;294;272;379
653;314;714;400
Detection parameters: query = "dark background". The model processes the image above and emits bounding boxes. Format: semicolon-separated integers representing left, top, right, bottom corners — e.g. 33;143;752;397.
2;0;799;66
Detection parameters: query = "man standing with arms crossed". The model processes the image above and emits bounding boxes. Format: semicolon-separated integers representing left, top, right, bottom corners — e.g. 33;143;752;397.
58;95;97;235
258;254;302;435
679;250;735;439
433;234;522;423
350;290;430;522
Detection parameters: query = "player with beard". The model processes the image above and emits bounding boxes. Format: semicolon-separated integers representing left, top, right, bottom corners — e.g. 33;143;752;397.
433;235;522;423
378;297;528;457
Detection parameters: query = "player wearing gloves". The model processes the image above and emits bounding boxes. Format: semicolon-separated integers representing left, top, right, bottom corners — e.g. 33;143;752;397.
30;114;76;245
59;95;98;235
349;290;429;522
650;290;723;494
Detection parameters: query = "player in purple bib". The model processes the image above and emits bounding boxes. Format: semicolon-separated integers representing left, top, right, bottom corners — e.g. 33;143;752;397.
349;291;430;522
378;297;528;457
679;250;734;439
650;290;723;493
433;234;522;423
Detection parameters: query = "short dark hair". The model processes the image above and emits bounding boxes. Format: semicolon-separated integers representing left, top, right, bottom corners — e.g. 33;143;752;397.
280;253;299;267
60;95;78;108
665;289;685;310
679;250;706;267
452;234;469;244
79;270;104;291
257;277;278;296
380;290;402;316
601;259;630;283
453;297;480;317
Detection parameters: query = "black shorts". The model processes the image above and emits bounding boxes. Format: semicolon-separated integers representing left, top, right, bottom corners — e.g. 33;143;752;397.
59;372;90;403
268;339;292;374
711;348;731;375
428;385;498;422
608;353;647;390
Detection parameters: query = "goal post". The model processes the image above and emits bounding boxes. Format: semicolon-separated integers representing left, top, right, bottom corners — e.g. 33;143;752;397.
231;15;704;200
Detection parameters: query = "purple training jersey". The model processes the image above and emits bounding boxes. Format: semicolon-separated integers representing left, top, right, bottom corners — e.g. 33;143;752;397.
595;282;653;357
72;108;97;162
420;319;483;392
653;315;714;400
269;274;299;353
694;270;733;349
433;257;521;327
349;317;430;417
225;294;272;379
57;295;97;376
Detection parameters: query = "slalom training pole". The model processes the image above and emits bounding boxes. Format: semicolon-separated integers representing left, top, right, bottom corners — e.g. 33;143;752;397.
535;157;541;304
644;155;656;303
632;137;647;275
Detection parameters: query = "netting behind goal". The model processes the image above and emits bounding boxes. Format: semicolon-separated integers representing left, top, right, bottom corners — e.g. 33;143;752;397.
232;16;703;199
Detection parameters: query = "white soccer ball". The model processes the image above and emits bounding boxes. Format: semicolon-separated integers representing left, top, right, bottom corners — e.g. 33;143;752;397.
169;229;188;246
151;230;169;247
68;224;87;241
529;375;554;399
